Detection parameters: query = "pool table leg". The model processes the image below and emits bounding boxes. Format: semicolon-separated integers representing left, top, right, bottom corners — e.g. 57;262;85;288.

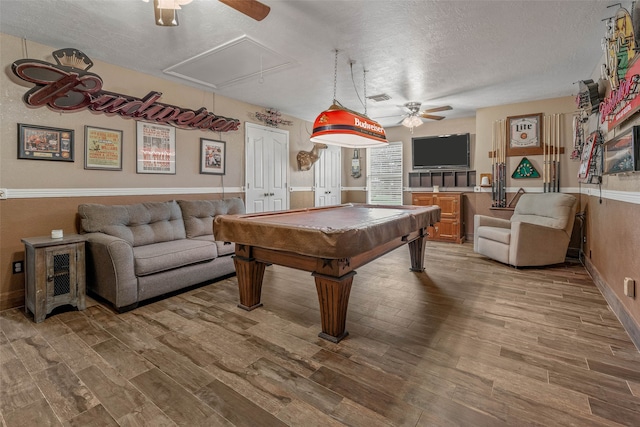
408;228;427;272
233;255;266;311
313;271;355;343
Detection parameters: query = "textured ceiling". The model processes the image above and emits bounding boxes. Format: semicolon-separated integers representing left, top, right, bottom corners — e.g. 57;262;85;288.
0;0;620;127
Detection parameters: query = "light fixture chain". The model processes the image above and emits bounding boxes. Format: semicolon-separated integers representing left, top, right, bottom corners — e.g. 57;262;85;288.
333;49;338;104
363;69;367;116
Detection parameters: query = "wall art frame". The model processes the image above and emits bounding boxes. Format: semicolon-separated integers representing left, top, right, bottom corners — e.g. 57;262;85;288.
578;130;600;182
200;138;226;175
18;123;74;162
136;122;176;174
84;125;123;171
603;125;640;175
506;113;543;157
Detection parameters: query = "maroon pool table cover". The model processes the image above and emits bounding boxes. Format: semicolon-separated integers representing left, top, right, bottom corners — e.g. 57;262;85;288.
213;203;441;259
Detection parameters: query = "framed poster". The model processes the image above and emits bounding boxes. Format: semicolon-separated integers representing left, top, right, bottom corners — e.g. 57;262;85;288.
506;113;543;157
18;123;74;161
84;126;123;170
136;122;176;174
200;138;226;175
604;126;640;174
578;131;599;182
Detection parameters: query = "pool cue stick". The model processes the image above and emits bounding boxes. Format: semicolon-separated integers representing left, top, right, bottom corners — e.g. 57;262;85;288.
553;114;558;193
498;120;502;206
553;114;557;192
543;115;548;192
555;114;560;192
492;121;496;205
500;121;507;208
547;114;552;192
556;113;561;192
551;114;556;192
500;119;504;207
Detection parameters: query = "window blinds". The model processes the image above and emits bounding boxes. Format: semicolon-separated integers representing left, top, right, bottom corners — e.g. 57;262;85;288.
367;141;403;205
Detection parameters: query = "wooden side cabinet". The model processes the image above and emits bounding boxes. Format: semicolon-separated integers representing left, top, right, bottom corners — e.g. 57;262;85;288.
412;192;465;243
21;234;87;323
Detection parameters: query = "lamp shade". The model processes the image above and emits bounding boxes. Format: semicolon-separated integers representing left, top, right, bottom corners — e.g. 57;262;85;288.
310;104;387;148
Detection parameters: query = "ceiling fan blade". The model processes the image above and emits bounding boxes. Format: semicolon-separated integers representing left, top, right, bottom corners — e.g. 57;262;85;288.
420;114;445;121
421;105;452;113
218;0;270;21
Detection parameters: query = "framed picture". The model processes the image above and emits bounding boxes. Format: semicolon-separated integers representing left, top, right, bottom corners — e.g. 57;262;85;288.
506;113;543;157
136;122;176;174
578;131;600;182
200;138;226;175
604;126;640;174
84;126;123;170
18;123;74;161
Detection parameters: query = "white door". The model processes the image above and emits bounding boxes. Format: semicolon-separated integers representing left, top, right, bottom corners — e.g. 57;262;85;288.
315;145;342;207
245;123;289;213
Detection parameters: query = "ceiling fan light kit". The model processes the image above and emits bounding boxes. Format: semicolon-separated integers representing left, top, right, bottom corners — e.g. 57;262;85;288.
402;115;423;129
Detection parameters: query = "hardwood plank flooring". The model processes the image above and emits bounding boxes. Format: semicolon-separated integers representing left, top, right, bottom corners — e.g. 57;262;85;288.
1;241;639;426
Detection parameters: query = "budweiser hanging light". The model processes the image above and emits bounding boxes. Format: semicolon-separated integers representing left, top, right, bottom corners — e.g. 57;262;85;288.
310;103;387;148
310;50;387;148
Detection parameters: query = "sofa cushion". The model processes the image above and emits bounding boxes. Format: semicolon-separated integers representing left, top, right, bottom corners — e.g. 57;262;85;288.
190;235;236;256
132;239;217;276
477;226;511;244
178;198;245;238
79;201;186;246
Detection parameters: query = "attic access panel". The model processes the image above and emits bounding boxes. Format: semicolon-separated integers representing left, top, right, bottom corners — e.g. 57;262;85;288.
163;35;295;89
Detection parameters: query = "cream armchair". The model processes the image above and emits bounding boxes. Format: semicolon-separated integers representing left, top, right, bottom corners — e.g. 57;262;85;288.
474;193;578;267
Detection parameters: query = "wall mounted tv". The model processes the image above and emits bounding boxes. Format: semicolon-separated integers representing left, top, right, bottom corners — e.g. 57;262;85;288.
412;133;470;170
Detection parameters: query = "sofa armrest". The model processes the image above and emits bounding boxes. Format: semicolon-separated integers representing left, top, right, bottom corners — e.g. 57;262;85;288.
509;222;571;266
474;215;511;250
84;232;138;309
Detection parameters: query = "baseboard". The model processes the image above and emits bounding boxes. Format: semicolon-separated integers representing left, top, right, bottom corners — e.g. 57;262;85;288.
584;256;640;351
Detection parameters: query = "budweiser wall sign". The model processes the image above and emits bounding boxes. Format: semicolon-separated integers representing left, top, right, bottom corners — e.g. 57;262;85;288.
599;7;640;130
599;58;640;130
11;48;240;132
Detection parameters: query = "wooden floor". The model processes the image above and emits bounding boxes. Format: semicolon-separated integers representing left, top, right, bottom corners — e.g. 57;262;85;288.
2;242;640;426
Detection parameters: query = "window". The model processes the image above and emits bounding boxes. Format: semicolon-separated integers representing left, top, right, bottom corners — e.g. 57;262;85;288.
367;141;403;205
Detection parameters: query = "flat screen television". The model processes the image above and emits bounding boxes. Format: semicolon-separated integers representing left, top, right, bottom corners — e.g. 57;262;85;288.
412;133;470;170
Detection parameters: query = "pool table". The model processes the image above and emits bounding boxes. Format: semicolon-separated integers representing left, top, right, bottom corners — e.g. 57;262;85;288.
213;203;441;342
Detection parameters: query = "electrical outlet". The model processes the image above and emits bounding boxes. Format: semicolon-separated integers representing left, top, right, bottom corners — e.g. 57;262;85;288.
624;277;635;297
13;261;23;274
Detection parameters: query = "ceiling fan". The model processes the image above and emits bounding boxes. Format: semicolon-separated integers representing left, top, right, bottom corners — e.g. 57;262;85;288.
219;0;271;21
147;0;270;26
398;102;452;128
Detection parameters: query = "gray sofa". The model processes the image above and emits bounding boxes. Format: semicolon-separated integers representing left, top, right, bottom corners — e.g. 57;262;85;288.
78;198;244;311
